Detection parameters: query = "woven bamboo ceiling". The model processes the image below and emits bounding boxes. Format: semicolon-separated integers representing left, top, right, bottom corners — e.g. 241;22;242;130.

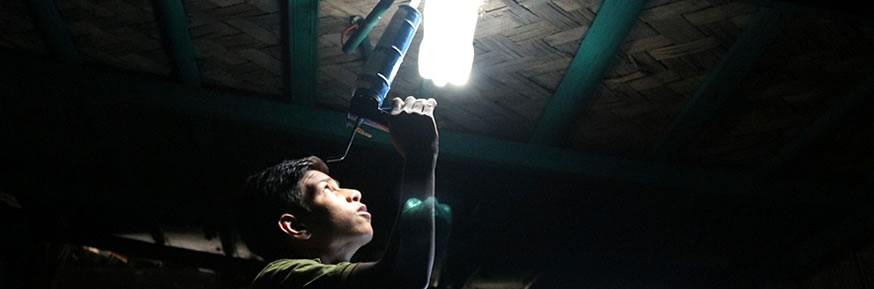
2;0;874;184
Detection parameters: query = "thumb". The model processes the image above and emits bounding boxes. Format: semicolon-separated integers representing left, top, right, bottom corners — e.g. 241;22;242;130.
390;97;403;115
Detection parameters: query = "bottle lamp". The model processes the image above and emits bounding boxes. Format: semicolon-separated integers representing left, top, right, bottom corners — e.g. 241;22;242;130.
417;0;481;87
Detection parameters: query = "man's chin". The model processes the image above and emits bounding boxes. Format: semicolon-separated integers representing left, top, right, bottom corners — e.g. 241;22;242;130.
358;230;374;244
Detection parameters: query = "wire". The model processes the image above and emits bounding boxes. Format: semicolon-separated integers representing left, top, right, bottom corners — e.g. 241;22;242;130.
341;23;360;47
326;118;365;163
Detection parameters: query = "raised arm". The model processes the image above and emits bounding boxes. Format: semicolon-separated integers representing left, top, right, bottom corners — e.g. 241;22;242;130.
349;96;438;289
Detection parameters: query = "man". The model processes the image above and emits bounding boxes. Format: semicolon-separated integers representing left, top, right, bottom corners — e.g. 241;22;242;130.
244;96;439;289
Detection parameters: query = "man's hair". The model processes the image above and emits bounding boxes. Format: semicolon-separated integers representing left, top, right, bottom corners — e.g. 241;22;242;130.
241;156;329;259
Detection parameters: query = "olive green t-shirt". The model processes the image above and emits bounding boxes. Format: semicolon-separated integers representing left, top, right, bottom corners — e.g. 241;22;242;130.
251;259;360;289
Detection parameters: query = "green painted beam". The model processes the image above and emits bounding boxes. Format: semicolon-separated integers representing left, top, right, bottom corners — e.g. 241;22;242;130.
6;55;746;194
153;0;201;86
653;7;785;159
757;74;874;178
531;0;645;145
28;0;79;63
287;0;319;106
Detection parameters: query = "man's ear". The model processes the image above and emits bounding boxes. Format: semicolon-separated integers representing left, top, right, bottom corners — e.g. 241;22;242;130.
278;213;311;240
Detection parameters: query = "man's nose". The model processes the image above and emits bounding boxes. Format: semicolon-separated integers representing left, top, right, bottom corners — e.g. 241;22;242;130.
344;189;362;203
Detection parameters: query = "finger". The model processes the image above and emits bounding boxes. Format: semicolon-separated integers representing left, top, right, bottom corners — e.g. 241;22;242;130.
390;97;403;115
402;96;416;112
411;99;425;112
423;98;436;115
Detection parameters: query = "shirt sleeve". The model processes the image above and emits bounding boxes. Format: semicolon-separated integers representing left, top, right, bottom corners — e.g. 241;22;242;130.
251;259;360;289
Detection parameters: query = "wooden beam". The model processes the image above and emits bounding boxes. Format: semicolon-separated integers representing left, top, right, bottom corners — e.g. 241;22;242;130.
653;7;785;159
153;0;201;86
531;0;645;146
287;0;318;105
757;74;874;178
5;54;747;194
28;0;78;63
72;234;264;275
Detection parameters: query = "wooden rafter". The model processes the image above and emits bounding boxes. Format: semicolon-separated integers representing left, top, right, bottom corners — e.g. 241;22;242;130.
653;7;786;159
287;0;319;105
153;0;201;86
757;74;874;178
531;0;646;146
28;0;78;63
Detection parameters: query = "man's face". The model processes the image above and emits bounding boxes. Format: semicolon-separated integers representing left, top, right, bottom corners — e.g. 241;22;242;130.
299;170;374;246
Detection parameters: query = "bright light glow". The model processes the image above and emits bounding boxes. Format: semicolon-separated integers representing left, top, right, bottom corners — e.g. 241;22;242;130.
418;0;481;87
